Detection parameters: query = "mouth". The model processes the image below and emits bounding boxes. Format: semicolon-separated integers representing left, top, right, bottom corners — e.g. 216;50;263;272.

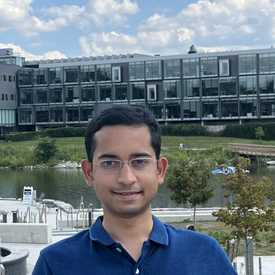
112;190;143;199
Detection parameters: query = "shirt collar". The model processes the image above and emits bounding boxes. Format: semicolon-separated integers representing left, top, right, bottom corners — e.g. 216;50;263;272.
89;215;169;247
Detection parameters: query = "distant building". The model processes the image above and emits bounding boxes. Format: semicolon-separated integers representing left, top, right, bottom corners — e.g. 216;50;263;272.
0;63;18;134
11;47;275;130
0;48;25;66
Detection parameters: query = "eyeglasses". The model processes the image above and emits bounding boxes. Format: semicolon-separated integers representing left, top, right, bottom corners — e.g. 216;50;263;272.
94;157;156;174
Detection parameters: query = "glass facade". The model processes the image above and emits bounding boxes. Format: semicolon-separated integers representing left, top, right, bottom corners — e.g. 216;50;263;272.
164;81;180;98
239;76;257;95
81;86;96;102
145;60;161;79
129;62;145;80
239;55;257;75
131;83;145;100
0;110;15;125
97;65;111;81
81;65;95;83
163;59;180;78
220;77;237;96
16;49;275;126
259;75;275;94
182;58;199;78
202;78;218;97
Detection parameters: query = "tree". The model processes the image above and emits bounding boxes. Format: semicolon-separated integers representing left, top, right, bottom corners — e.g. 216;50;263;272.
213;158;275;274
34;137;58;163
167;152;214;226
255;126;265;140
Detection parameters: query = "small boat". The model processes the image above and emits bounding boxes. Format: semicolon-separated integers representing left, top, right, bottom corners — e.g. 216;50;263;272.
211;166;236;175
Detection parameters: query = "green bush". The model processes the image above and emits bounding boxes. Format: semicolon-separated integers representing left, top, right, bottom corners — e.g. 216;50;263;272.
34;137;58;163
161;124;208;136
5;131;38;141
41;127;86;138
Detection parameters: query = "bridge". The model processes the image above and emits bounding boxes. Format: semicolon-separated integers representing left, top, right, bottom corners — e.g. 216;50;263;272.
228;143;275;157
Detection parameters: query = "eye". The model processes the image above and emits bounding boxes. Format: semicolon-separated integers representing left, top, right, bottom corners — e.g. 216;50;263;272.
100;160;120;169
131;158;151;169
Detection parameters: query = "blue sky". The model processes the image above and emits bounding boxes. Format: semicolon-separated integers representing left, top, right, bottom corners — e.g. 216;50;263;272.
0;0;275;60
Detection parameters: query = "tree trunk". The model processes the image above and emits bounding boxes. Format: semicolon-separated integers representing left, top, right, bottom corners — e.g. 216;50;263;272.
244;236;254;275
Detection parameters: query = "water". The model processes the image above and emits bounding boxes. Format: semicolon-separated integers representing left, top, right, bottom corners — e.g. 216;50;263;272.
0;167;274;208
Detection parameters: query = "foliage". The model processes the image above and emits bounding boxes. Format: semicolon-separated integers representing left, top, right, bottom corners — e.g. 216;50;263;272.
34;138;58;163
255;126;265;140
213;157;275;240
5;131;38;141
41;127;86;138
161;124;208;136
167;152;214;225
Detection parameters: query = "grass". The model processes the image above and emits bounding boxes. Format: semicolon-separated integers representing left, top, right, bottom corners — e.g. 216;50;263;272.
1;135;275;168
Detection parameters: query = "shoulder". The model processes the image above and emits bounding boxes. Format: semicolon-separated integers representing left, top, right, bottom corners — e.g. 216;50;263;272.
40;229;90;258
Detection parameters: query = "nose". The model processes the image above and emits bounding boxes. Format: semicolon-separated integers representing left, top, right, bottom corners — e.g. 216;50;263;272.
117;162;137;185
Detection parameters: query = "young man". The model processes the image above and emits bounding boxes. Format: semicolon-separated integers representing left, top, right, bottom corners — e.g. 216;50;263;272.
33;105;237;275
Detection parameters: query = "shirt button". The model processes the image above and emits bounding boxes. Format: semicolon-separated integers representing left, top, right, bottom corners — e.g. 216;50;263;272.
116;247;122;253
135;268;139;274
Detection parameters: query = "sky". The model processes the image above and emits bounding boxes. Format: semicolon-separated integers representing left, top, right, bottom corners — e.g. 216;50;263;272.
0;0;275;61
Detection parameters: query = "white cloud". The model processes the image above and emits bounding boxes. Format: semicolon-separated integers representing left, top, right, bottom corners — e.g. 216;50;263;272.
0;43;66;61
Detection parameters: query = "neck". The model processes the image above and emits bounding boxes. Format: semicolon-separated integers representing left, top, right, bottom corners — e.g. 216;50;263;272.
102;210;153;243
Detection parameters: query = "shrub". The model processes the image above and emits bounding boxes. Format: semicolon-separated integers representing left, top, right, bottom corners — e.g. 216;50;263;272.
34;137;58;163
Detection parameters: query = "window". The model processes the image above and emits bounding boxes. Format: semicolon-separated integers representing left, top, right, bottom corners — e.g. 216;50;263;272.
34;69;47;85
201;57;218;77
149;105;163;119
36;109;49;123
221;101;238;117
64;67;79;83
3;75;6;81
112;66;121;82
239;76;257;95
35;89;48;104
5;94;7;100
131;83;145;100
65;86;80;103
147;84;157;101
18;69;33;85
19;109;33;124
164;59;180;78
145;61;161;79
129;62;145;80
50;108;63;122
202;101;219;118
49;68;63;84
99;85;112;101
10;94;14;101
164;81;180;98
239;54;256;75
240;100;257;117
259;53;275;73
81;86;96;102
20;89;33;104
184;79;200;97
219;59;229;76
66;108;79;122
80;107;94;121
259;75;275;94
114;84;128;100
8;75;12;82
97;65;111;81
182;58;199;78
165;104;181;119
260;99;275;116
80;65;95;83
202;78;218;97
220;77;237;96
183;101;200;118
49;87;63;103
1;94;4;100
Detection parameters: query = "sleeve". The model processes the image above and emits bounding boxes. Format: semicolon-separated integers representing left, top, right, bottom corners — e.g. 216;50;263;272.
32;253;53;275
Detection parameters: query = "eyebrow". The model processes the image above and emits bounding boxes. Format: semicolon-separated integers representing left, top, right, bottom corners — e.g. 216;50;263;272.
97;152;152;160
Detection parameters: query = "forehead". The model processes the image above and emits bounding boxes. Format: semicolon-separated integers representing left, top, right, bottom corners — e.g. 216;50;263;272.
93;125;154;157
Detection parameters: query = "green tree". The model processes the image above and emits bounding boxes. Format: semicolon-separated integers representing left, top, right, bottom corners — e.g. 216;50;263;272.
255;126;265;140
213;158;275;271
167;152;214;226
34;137;58;163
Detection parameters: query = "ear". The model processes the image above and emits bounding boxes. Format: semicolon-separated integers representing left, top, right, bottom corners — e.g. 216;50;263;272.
156;157;169;186
81;159;94;187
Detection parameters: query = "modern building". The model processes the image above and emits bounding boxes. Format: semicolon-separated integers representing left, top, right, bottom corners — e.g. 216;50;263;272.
16;47;275;130
0;48;25;66
0;64;18;134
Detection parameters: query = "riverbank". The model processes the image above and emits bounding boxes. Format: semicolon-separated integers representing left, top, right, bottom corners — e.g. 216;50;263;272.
1;136;275;168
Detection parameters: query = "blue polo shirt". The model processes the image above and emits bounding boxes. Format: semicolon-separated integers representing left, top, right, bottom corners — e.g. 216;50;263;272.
33;216;236;275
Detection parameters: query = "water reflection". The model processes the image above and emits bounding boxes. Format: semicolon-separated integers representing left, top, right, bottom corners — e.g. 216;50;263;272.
0;167;274;208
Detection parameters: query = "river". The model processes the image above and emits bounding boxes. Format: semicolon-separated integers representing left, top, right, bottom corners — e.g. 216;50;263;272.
0;167;274;208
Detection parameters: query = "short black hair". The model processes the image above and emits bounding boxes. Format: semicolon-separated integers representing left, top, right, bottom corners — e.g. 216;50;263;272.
85;105;161;162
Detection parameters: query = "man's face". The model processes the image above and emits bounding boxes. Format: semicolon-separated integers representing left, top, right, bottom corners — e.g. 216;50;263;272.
82;125;168;219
